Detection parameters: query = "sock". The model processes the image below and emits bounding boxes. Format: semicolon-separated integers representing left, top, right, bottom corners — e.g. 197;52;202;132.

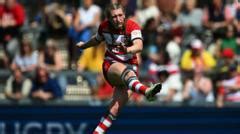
93;113;116;134
126;76;148;94
120;68;148;95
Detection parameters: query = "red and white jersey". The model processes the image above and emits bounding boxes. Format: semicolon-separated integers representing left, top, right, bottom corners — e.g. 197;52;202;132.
96;19;143;65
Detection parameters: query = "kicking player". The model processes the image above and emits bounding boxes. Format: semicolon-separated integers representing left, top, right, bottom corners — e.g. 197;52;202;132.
76;3;162;134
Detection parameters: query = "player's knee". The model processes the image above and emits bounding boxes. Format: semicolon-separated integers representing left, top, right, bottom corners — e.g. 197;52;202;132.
120;67;136;82
125;71;135;79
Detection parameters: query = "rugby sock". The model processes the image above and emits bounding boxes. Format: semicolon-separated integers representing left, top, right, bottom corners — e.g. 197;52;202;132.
93;113;116;134
120;68;148;95
126;76;148;94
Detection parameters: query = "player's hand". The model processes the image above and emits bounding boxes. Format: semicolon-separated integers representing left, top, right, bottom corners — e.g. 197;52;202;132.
116;43;128;54
76;41;85;49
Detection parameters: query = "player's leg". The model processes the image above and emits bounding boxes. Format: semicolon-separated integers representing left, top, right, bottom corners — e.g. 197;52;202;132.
109;87;132;115
93;87;132;134
106;62;162;100
106;62;148;94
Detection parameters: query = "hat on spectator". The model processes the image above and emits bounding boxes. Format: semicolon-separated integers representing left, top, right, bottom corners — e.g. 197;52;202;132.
222;48;234;58
191;39;203;49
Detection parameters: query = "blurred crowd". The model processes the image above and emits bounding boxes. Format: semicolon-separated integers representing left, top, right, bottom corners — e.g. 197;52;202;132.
0;0;240;107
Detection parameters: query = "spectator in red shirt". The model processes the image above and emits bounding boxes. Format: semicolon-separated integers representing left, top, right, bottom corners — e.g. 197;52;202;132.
95;73;113;101
0;0;25;64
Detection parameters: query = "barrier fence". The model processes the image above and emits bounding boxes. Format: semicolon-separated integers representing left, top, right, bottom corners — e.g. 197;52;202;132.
0;102;240;134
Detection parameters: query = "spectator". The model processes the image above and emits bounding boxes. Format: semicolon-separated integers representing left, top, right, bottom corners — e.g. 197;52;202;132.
31;66;63;101
203;0;233;39
0;48;8;68
134;0;160;27
38;39;67;93
43;2;69;39
68;0;101;67
175;0;203;31
77;42;105;96
157;68;183;103
225;0;240;57
211;48;237;97
233;0;240;40
142;18;158;48
69;0;101;43
4;67;32;101
180;39;216;73
11;36;38;78
148;50;183;103
183;68;215;106
0;0;25;60
216;24;240;57
217;64;240;107
157;0;182;16
166;32;182;65
214;48;237;83
95;73;113;101
141;17;159;63
174;0;203;48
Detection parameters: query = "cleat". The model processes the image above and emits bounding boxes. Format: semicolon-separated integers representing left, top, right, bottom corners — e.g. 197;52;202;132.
145;83;162;101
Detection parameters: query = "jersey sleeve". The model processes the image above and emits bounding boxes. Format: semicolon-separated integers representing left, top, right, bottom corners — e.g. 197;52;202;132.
95;23;105;42
128;20;143;41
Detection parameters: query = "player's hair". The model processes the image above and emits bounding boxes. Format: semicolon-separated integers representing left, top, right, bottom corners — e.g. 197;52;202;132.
105;3;125;19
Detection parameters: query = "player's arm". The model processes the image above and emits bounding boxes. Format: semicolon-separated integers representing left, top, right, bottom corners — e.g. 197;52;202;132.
76;36;101;49
119;29;143;54
126;26;143;54
117;38;143;54
77;21;105;49
126;39;143;54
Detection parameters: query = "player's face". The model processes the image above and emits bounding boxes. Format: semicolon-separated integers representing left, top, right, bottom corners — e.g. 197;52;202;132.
110;8;125;29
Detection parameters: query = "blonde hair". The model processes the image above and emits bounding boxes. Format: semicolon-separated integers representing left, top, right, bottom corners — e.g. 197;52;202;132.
105;3;125;19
